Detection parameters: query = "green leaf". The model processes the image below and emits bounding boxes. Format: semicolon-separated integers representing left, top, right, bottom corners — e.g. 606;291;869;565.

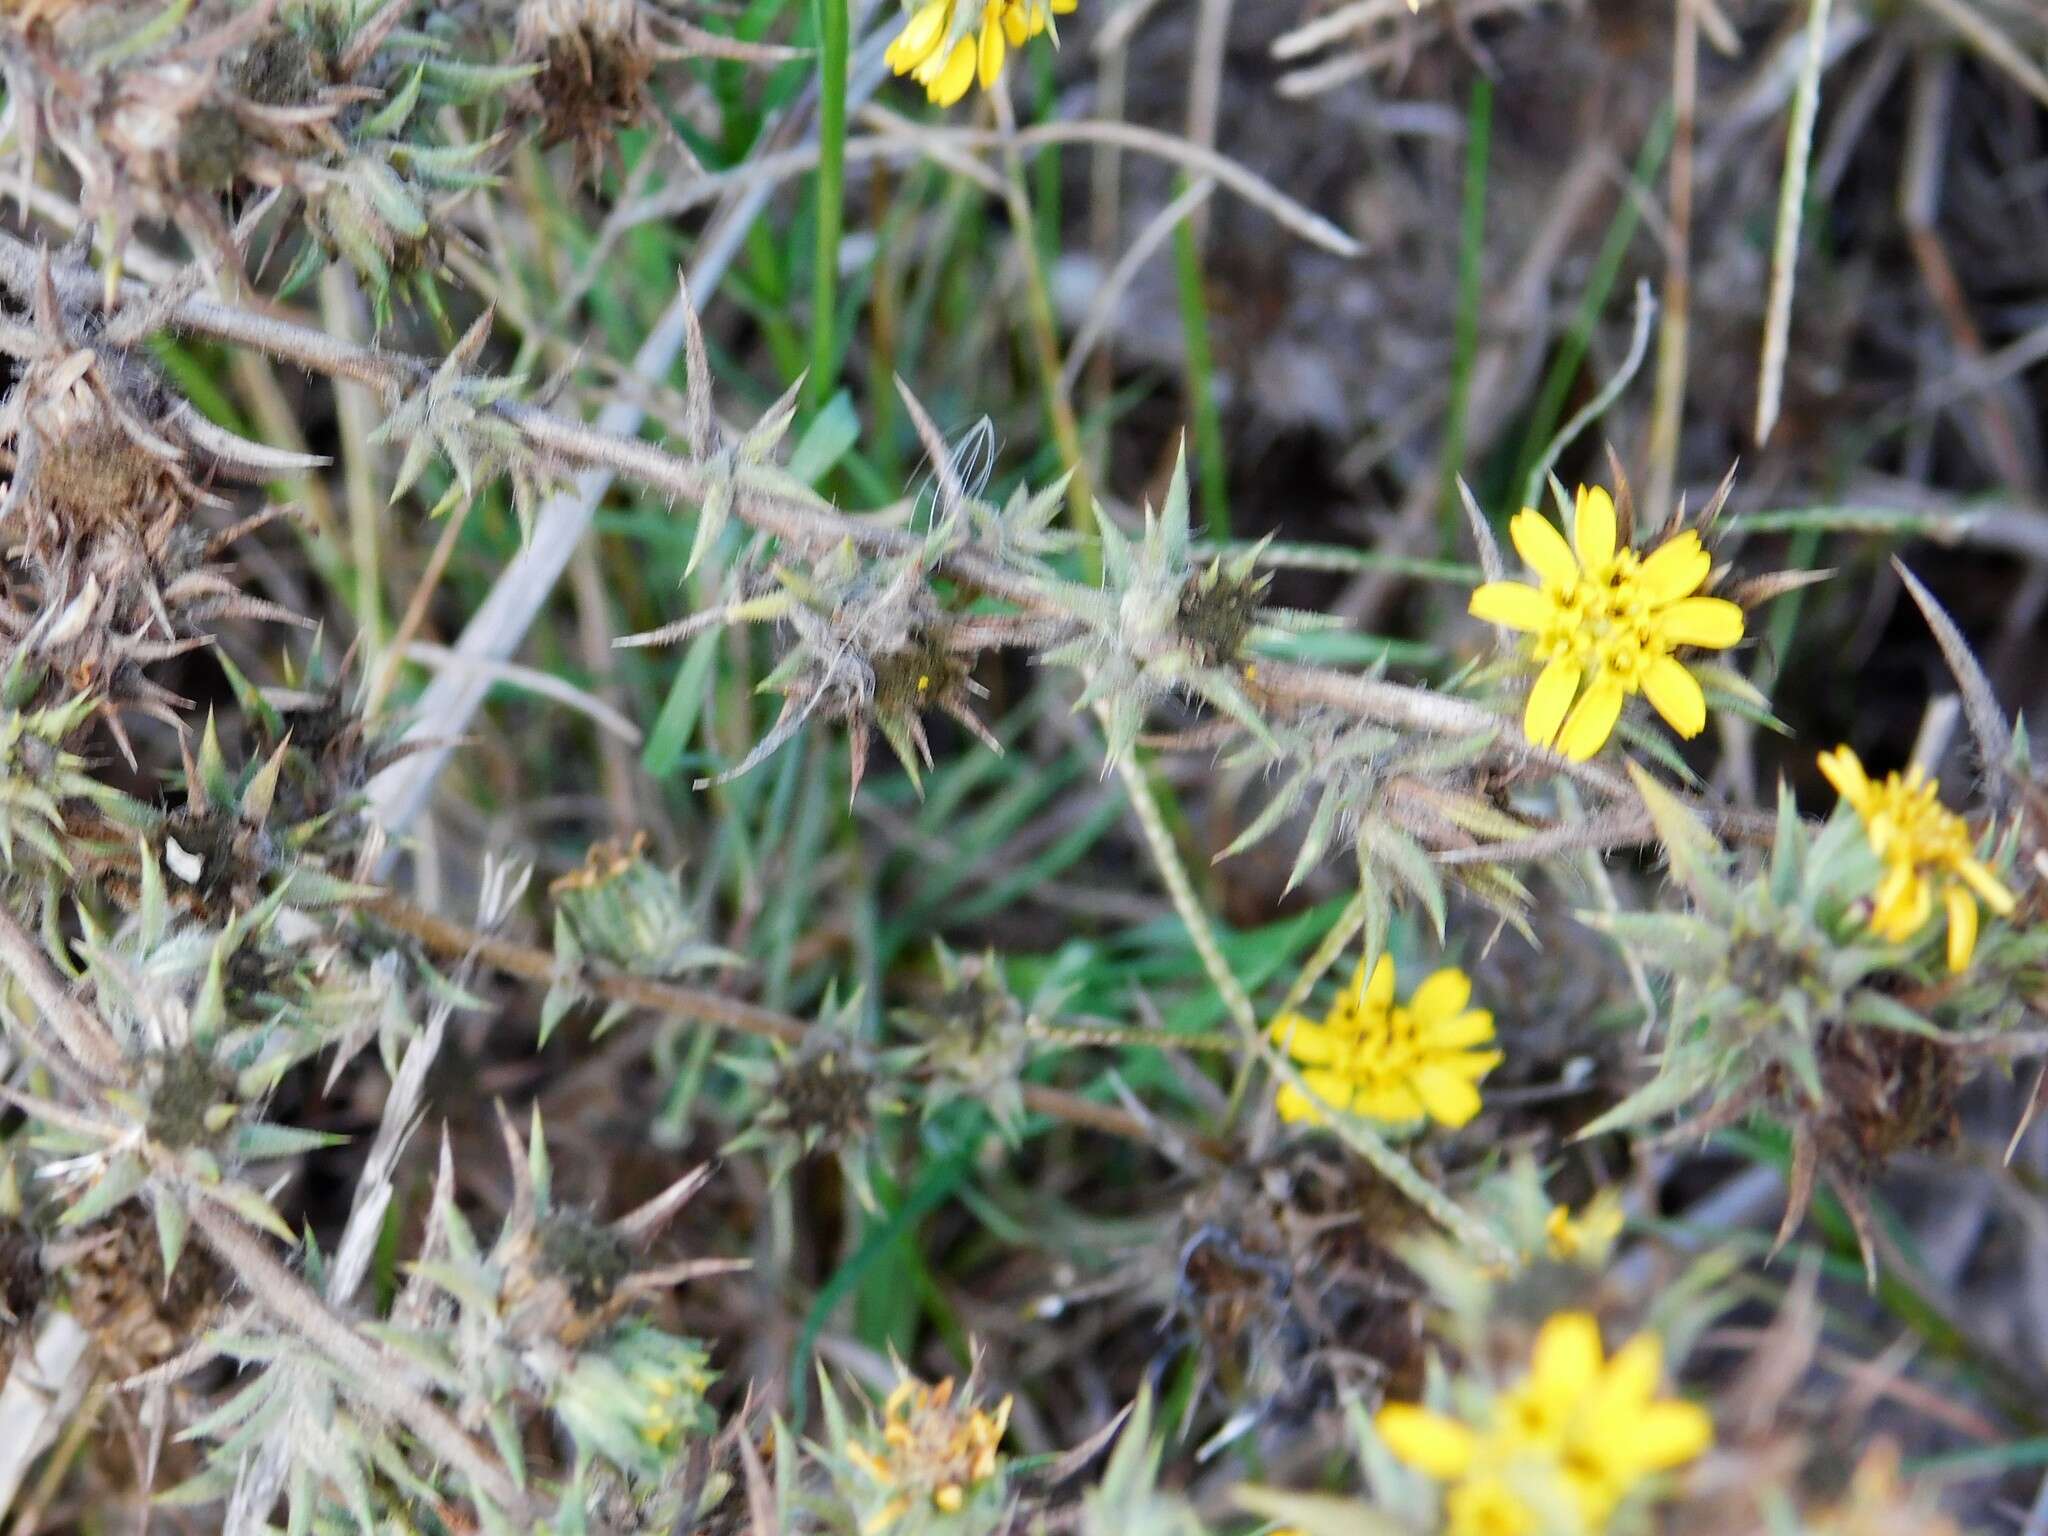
641;628;722;778
359;64;425;138
786;389;861;486
60;1154;147;1226
236;1122;350;1160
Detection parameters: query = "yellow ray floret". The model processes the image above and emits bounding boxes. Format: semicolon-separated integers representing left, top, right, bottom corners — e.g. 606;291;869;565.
852;1372;1012;1532
1817;744;2016;972
1544;1193;1624;1262
1377;1312;1713;1535
886;0;1077;107
1468;484;1745;761
1269;954;1500;1130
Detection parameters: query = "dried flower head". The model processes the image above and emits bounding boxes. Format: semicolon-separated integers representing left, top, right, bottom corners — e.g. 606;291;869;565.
1046;449;1311;765
726;987;914;1209
892;943;1048;1141
1269;954;1500;1130
1817;744;2016;972
1163;1142;1429;1419
400;1109;730;1493
515;0;654;177
514;0;798;181
51;1200;227;1378
632;536;997;797
1469;485;1745;760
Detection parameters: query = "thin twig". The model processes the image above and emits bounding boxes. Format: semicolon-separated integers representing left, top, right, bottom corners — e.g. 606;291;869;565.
1642;0;1697;533
1754;0;1832;447
361;891;1221;1154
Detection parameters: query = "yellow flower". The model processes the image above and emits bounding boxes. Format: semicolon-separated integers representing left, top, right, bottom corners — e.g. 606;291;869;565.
1377;1313;1713;1534
1468;485;1745;761
885;0;1076;107
1543;1194;1623;1262
848;1373;1011;1532
1269;955;1500;1130
1817;744;2016;972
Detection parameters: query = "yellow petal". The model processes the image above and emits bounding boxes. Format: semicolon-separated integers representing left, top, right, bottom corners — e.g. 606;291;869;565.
1816;744;1870;807
888;0;951;70
977;16;1005;88
1267;1010;1315;1048
1872;861;1933;941
1642;655;1707;738
1274;1082;1324;1126
1523;656;1581;749
1406;967;1472;1025
1002;3;1029;44
1636;530;1711;602
929;36;977;103
1572;484;1616;571
1528;1312;1604;1402
1445;1478;1537;1536
1437;1047;1503;1080
1468;580;1551;632
1419;1009;1495;1049
1351;1079;1424;1123
1622;1401;1714;1471
1945;883;1978;973
1657;595;1744;649
1555;674;1625;760
1598;1332;1664;1412
1410;1062;1485;1128
1954;855;2017;916
1278;1020;1345;1066
1301;1068;1354;1113
1509;509;1580;587
1375;1404;1478;1478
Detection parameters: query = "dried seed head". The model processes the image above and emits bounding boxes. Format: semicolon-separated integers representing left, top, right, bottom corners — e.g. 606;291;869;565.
515;0;655;180
57;1202;225;1377
143;1048;241;1150
174;101;251;192
231;27;325;108
871;627;973;724
159;805;276;912
1814;1024;1960;1168
99;60;260;215
773;1045;878;1154
893;947;1032;1139
537;1208;634;1313
725;990;912;1208
1175;561;1268;667
1167;1143;1428;1415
